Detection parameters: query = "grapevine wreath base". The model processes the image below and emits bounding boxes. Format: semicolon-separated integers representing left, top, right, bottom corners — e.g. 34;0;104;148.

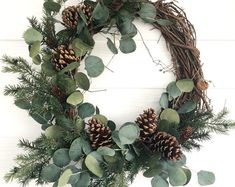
2;0;235;187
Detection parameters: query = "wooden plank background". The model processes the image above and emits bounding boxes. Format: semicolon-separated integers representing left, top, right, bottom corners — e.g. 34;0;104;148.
0;0;235;186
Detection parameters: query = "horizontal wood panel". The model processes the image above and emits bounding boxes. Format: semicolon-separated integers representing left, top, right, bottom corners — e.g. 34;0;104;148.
1;40;235;89
0;0;235;40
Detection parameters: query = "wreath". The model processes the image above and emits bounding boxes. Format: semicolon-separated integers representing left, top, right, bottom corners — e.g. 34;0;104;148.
2;0;235;187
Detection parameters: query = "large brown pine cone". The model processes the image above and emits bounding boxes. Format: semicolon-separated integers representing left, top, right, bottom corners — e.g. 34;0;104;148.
87;118;113;150
51;45;80;71
144;131;182;161
136;108;158;141
62;4;93;29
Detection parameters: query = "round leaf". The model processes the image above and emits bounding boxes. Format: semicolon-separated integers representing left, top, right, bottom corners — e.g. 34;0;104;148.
159;92;169;109
151;176;169;187
82;139;92;155
41;164;61;182
176;79;195;93
197;170;215;186
75;72;90;90
66;91;84;106
160;109;180;125
107;38;118;54
120;38;136;54
144;167;162;178
168;167;187;186
58;169;72;187
14;99;31;110
78;103;95;119
85;152;103;177
85;56;105;77
45;126;64;139
93;114;108;125
41;62;57;76
23;28;43;45
69;138;83;161
97;147;115;156
139;3;157;23
92;3;109;23
183;168;192;186
30;41;41;58
118;122;140;145
43;1;61;12
178;101;197;114
107;120;116;131
69;172;90;186
59;62;80;75
167;81;182;99
53;148;71;167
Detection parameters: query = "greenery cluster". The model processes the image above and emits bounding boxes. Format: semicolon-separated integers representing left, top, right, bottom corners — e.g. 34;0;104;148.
2;0;235;187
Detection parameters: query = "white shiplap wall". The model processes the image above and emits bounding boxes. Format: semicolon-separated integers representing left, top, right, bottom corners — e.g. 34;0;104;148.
0;0;235;186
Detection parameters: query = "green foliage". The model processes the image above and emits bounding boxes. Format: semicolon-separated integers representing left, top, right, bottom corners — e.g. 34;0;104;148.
85;56;105;77
53;148;71;167
139;2;157;23
176;79;194;93
4;135;65;185
41;164;61;182
75;72;90;90
120;38;136;54
160;108;180;125
58;169;72;187
107;37;118;54
23;28;43;45
118;122;140;145
197;170;215;186
85;152;104;177
69;138;83;161
167;81;182;99
66;91;84;106
77;103;95;119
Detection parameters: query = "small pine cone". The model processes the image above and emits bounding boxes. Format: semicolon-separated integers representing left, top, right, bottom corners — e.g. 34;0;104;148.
136;108;158;141
62;4;93;29
51;85;67;102
52;45;80;71
196;80;209;91
87;118;112;150
180;126;193;141
145;132;182;161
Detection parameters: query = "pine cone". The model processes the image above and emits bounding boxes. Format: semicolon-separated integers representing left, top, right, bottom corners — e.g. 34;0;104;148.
62;4;93;29
52;45;80;71
144;132;182;161
180;126;193;141
136;108;158;141
51;85;67;102
87;118;112;150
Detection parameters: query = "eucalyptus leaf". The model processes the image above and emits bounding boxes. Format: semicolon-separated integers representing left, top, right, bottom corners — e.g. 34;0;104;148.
30;41;41;58
107;120;116;131
59;62;80;75
160;109;180;125
41;164;61;182
32;55;42;65
151;176;169;187
69;172;90;187
159;92;169;109
45;126;64;139
120;38;136;54
43;1;61;12
97;147;115;156
167;81;182;99
176;79;195;93
30;112;48;124
77;103;95;119
93;114;108;125
71;38;92;57
23;28;43;45
92;3;109;23
197;170;215;186
41;62;57;76
168;167;187;186
58;169;73;187
144;167;162;178
82;139;92;155
178;101;197;114
139;3;157;23
118;21;137;38
183;168;192;186
118;122;140;145
66;91;84;106
111;131;124;149
85;152;103;177
85;56;105;77
53;148;71;167
75;72;90;91
107;38;118;54
69;138;83;161
14;99;31;110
